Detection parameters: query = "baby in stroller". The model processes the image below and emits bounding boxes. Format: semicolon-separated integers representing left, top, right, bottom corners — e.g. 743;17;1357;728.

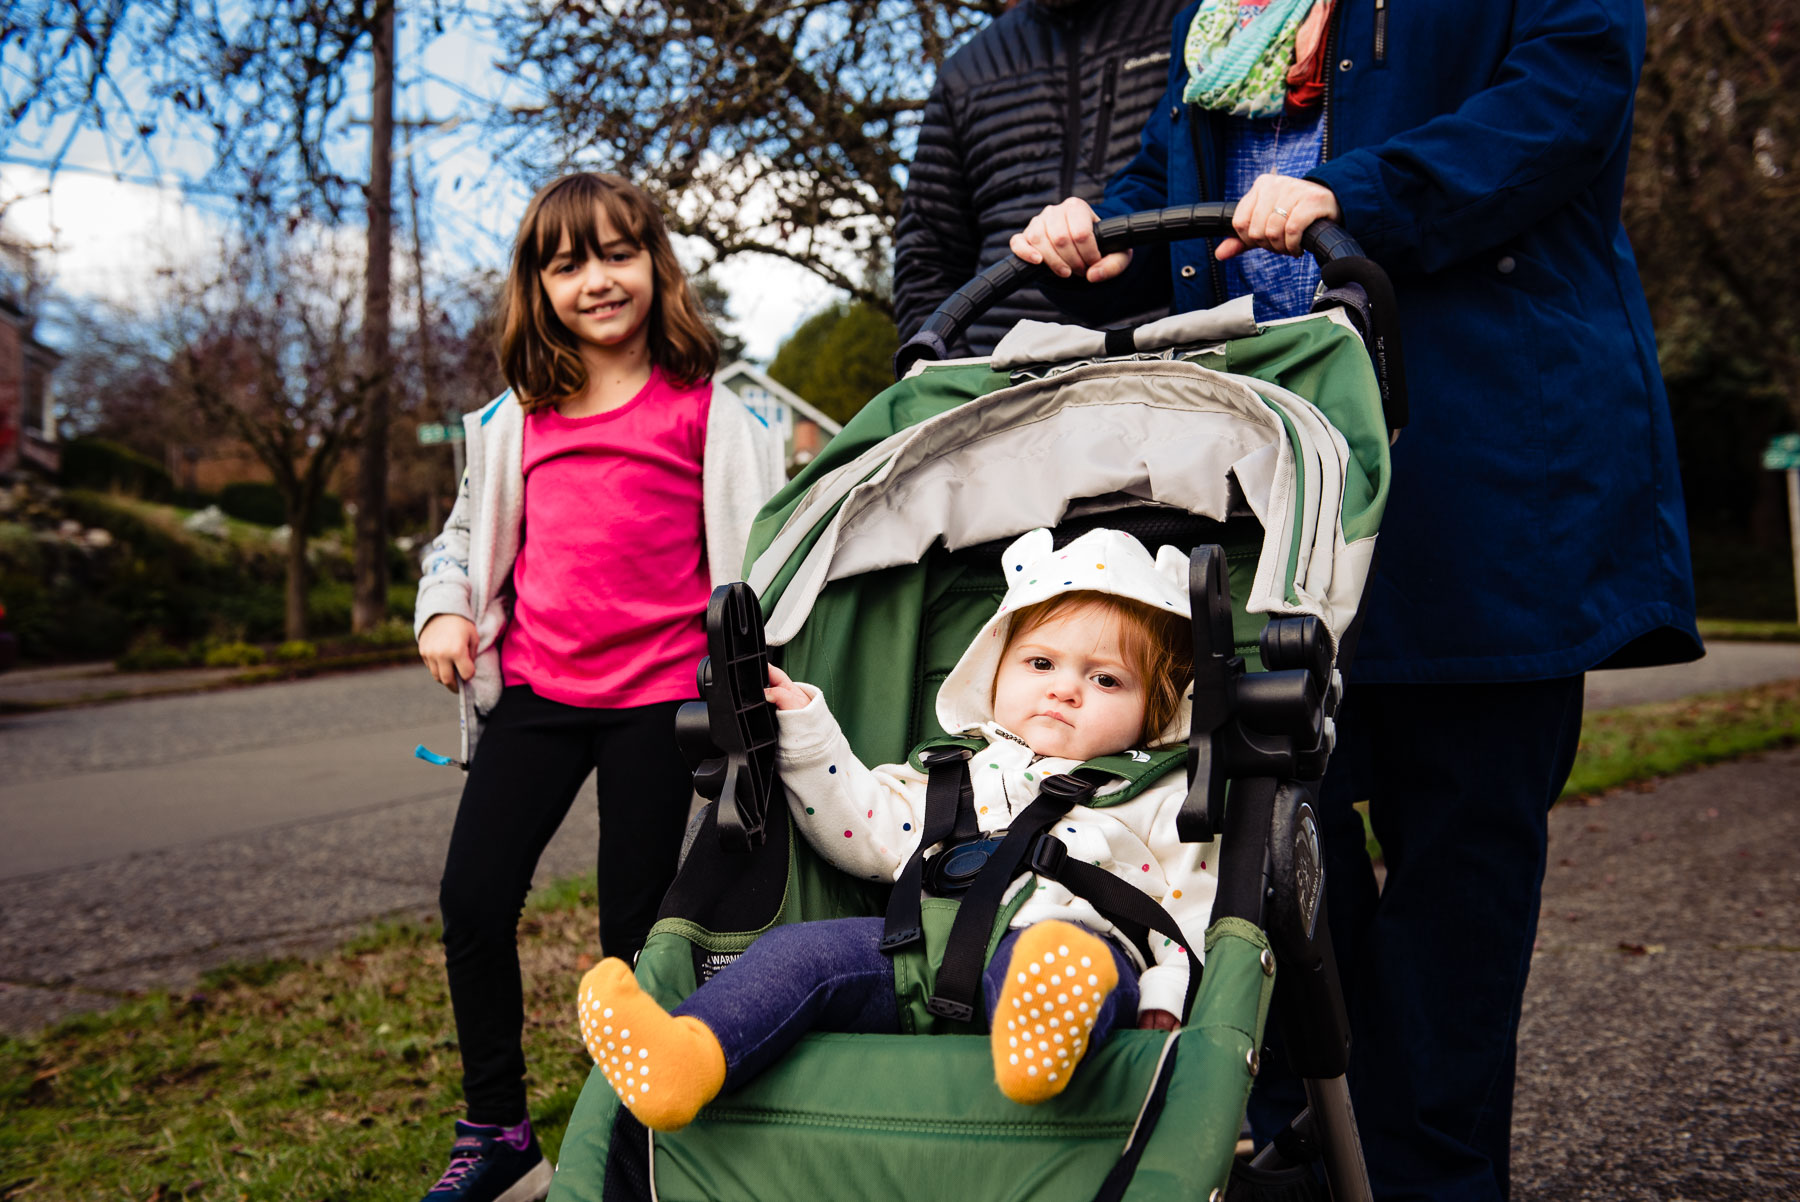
578;526;1220;1132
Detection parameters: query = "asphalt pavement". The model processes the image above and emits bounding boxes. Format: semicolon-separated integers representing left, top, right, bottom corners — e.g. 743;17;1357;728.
1512;745;1800;1199
0;665;600;1033
1;645;1796;1198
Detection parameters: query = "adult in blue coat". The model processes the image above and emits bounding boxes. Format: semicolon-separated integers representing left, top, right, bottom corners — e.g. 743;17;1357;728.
1014;2;1700;1198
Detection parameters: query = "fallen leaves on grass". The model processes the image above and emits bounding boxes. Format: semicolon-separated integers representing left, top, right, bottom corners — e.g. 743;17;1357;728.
1563;678;1800;801
2;879;603;1201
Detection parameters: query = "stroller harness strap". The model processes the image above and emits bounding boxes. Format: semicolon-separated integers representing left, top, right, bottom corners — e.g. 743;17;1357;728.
926;770;1114;1024
882;746;977;953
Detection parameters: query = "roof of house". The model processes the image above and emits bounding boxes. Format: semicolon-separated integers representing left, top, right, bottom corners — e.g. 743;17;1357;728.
716;360;842;434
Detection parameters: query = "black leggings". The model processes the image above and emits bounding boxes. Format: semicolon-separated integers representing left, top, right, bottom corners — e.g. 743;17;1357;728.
439;685;694;1124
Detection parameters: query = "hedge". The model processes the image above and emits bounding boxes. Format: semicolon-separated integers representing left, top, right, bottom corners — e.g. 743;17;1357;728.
59;438;174;501
218;482;345;534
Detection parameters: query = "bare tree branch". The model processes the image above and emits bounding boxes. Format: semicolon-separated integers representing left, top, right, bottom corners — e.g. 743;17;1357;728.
493;0;1003;311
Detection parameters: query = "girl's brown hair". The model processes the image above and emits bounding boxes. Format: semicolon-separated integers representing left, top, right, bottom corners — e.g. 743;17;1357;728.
497;172;718;412
1002;591;1195;748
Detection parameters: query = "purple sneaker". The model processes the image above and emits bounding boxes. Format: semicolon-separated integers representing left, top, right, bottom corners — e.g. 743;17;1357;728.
422;1119;552;1202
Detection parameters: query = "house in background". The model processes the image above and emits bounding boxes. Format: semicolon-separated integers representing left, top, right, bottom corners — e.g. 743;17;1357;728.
715;360;841;474
0;293;62;478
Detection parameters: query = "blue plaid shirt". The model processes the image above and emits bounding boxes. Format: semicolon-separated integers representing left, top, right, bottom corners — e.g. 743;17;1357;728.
1222;109;1324;321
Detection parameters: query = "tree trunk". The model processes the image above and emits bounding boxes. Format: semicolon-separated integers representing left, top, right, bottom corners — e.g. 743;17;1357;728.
285;503;311;642
353;0;396;633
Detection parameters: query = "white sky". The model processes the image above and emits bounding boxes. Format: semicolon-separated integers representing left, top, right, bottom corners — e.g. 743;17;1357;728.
2;163;839;363
0;8;843;364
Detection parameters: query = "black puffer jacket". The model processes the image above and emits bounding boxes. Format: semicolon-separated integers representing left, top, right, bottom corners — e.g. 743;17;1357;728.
894;0;1185;356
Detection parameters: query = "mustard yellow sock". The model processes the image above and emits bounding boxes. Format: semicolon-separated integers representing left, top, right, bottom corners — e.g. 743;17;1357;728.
991;921;1118;1105
578;957;726;1131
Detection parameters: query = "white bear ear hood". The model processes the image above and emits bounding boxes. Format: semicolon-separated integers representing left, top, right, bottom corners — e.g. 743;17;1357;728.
935;527;1193;747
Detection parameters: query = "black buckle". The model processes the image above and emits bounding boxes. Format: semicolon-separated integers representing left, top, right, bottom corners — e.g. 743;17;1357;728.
1028;833;1068;879
923;836;1003;897
1035;772;1101;806
925;995;975;1023
880;926;922;951
920;745;973;769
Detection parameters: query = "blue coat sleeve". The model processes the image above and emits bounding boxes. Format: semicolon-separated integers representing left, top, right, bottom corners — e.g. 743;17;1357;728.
1308;0;1642;275
894;77;981;343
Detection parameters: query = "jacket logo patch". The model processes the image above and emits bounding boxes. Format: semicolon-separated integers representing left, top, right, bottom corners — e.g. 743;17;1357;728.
1124;52;1171;72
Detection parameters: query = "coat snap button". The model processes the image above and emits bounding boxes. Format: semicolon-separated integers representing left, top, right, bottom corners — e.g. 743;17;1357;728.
1497;256;1517;274
1170;105;1180;119
1339;58;1354;71
1180;265;1197;279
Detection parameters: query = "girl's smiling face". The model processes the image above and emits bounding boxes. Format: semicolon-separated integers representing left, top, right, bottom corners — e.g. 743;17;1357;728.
991;603;1148;762
539;206;655;359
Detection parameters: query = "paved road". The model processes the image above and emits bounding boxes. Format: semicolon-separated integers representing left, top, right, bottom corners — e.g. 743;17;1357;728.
0;666;600;1033
3;646;1798;1033
1512;746;1800;1199
1582;639;1800;709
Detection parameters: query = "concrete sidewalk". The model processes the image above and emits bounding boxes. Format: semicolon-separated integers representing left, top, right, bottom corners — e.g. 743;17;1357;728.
1513;746;1800;1199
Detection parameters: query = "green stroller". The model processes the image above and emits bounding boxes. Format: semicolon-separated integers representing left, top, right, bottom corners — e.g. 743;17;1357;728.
548;208;1405;1202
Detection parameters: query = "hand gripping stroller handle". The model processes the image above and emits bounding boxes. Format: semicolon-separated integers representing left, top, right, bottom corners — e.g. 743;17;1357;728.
894;205;1408;433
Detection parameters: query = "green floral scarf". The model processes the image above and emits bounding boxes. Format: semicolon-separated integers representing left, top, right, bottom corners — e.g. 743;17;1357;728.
1182;0;1317;118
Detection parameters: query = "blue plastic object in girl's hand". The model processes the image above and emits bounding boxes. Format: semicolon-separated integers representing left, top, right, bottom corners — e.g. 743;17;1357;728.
414;744;464;768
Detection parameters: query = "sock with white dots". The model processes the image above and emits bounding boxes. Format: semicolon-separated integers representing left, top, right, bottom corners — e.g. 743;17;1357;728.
990;921;1118;1105
577;957;726;1132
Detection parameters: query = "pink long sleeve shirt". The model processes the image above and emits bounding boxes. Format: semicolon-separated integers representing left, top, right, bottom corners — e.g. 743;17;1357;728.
499;370;712;707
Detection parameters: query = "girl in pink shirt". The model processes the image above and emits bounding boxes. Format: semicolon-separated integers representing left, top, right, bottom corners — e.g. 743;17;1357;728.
412;173;782;1201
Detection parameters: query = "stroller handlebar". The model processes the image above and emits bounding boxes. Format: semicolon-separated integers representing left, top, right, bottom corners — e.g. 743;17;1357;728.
1089;201;1360;262
894;205;1407;433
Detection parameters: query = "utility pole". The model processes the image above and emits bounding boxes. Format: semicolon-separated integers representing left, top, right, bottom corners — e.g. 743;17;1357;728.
353;0;396;633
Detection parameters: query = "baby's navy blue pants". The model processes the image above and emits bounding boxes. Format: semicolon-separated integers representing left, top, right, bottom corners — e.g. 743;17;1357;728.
675;917;1140;1091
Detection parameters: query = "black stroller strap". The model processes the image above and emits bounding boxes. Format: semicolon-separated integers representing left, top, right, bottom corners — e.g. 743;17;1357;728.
1044;856;1204;1021
882;748;973;952
925;772;1100;1023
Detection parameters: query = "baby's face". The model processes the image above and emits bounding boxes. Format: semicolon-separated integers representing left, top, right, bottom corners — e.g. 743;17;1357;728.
991;604;1147;762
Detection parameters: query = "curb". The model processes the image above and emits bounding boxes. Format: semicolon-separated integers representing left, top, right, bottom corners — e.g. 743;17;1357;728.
0;648;419;714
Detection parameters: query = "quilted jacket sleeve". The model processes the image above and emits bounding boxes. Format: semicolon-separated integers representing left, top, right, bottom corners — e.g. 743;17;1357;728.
894;76;981;344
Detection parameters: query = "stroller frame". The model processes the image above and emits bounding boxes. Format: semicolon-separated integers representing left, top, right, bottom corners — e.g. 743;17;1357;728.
559;208;1402;1202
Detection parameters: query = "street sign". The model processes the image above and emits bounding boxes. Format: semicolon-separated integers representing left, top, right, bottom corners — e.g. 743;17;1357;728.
1768;435;1800;625
1763;433;1800;471
417;422;466;446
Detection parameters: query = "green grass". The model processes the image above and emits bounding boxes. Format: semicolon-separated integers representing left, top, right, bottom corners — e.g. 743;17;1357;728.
1351;678;1800;862
1697;616;1800;643
0;879;605;1202
7;682;1800;1199
1561;677;1800;797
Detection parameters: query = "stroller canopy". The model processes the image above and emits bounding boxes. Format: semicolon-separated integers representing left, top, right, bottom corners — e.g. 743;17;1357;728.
746;304;1388;663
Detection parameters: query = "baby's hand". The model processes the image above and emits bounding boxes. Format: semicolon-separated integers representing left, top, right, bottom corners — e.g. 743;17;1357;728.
764;665;810;711
1137;1008;1179;1032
